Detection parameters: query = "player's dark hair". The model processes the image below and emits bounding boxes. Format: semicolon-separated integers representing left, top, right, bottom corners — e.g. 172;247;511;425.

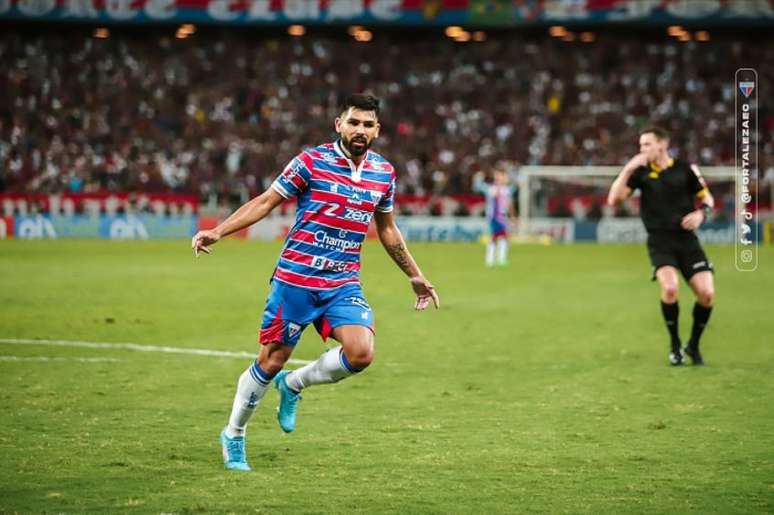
640;126;670;141
341;94;380;116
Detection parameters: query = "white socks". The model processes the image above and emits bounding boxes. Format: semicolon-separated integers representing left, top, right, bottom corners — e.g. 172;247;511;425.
496;237;508;264
285;346;357;392
225;348;360;438
486;241;496;266
225;362;272;438
486;239;509;266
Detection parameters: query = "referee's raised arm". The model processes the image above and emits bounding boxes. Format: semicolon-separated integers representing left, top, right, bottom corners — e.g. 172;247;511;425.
607;153;649;206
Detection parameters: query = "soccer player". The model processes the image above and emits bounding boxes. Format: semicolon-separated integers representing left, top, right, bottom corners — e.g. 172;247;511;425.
607;127;715;366
473;164;515;266
191;94;439;471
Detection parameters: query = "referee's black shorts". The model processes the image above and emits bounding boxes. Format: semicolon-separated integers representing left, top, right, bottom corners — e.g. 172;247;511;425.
647;231;714;281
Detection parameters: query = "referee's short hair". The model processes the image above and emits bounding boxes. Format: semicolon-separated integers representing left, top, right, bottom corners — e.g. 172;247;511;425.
640;126;670;141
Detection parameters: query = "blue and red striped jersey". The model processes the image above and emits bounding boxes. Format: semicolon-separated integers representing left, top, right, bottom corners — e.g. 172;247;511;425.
271;141;396;290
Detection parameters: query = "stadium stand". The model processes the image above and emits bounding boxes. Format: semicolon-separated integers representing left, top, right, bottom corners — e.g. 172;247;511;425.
1;27;772;213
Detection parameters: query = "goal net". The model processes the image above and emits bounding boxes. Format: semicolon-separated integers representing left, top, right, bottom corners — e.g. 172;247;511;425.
514;166;736;243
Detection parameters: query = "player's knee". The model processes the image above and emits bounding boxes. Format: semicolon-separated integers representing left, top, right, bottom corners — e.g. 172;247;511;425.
661;283;679;302
259;345;292;375
344;340;374;370
697;287;715;307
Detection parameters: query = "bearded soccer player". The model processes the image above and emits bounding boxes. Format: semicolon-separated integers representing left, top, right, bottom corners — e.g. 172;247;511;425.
191;94;439;471
608;127;715;366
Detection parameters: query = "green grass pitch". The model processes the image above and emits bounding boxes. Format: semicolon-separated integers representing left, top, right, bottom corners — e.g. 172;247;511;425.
1;240;772;514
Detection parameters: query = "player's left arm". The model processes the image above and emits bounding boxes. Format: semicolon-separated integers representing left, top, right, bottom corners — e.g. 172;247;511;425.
681;164;715;231
374;210;439;311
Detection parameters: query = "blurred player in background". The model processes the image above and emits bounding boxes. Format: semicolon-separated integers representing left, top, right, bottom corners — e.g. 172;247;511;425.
608;127;715;366
473;164;516;266
191;94;439;471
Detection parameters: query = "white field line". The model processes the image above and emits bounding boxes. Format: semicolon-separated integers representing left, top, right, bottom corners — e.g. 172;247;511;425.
0;338;312;365
0;356;120;363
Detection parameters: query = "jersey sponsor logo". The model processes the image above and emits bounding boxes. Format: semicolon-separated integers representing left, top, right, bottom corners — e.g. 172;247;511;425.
350;191;365;205
318;152;340;165
343;207;373;224
319;202;372;224
313;230;361;252
310;255;351;273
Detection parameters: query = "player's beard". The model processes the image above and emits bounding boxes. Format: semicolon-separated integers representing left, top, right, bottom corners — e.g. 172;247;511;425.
342;134;371;158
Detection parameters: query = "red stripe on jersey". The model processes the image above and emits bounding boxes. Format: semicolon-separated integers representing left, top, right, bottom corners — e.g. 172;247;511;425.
299;152;315;173
281;248;360;273
290;172;307;191
302;210;369;233
313;170;391;193
310;189;377;209
273;267;359;289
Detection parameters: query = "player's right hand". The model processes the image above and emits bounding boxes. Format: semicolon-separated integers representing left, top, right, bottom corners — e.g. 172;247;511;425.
628;153;650;170
191;229;220;257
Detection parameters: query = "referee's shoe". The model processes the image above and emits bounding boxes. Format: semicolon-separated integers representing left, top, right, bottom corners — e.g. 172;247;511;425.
669;344;684;366
683;341;704;365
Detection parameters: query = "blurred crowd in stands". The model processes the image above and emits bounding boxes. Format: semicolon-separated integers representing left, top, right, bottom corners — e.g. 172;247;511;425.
1;28;772;213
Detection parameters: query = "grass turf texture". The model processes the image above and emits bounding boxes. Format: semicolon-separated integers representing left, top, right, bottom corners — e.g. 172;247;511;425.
1;240;772;514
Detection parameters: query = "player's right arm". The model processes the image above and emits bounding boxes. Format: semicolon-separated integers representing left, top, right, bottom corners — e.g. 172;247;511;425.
472;171;487;195
191;188;285;256
607;153;649;206
192;153;312;256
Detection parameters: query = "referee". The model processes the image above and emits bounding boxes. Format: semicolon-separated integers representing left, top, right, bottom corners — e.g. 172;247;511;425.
608;127;715;366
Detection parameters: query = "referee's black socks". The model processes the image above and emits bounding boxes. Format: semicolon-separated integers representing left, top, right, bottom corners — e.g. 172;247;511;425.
660;301;681;348
689;303;713;348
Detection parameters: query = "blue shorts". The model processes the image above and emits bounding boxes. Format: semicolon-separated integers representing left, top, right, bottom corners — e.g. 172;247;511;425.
259;280;375;347
490;219;508;239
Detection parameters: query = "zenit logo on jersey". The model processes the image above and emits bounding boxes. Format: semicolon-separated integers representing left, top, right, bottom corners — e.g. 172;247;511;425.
271;141;396;290
739;81;755;98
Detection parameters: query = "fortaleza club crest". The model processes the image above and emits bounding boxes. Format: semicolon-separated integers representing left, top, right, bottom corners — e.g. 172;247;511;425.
739;81;755;98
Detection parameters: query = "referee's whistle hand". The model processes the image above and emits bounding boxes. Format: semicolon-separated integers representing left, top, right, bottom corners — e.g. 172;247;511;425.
681;210;703;231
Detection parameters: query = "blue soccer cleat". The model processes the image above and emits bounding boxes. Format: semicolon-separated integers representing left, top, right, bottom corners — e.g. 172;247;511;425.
220;429;251;471
274;370;301;433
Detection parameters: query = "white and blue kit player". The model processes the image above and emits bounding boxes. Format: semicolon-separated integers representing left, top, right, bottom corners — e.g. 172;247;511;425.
191;94;439;471
473;166;515;266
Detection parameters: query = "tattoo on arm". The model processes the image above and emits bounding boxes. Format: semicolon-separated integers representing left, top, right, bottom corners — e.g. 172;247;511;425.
386;242;413;275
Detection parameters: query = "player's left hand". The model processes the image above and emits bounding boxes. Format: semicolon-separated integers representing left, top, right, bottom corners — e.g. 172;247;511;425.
410;276;440;311
681;209;704;231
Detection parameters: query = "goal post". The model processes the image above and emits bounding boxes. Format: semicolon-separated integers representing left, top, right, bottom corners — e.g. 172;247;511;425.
516;166;736;239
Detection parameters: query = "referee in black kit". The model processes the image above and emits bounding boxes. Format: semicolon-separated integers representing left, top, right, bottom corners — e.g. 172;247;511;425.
608;127;715;366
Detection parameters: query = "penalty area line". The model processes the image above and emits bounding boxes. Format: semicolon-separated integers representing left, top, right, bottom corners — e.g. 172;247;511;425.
0;338;312;365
